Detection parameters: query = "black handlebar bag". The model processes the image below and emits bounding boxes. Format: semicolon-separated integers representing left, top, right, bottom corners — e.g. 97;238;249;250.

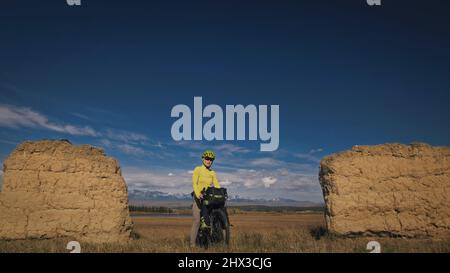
203;187;227;208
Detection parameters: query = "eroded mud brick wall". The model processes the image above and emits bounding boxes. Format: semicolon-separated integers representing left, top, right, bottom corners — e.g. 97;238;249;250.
0;140;133;243
320;143;450;238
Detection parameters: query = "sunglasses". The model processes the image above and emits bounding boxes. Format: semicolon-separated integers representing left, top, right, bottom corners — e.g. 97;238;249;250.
204;157;214;161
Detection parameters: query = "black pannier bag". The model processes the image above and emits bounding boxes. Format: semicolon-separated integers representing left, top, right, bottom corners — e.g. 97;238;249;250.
203;187;227;208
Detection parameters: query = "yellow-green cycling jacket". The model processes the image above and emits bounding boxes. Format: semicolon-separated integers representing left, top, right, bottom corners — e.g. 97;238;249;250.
192;164;221;198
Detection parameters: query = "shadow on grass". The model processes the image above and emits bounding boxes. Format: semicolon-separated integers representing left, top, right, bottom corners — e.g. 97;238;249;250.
309;226;331;240
130;231;141;240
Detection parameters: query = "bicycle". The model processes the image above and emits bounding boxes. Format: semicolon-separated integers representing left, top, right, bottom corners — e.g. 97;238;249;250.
196;187;231;248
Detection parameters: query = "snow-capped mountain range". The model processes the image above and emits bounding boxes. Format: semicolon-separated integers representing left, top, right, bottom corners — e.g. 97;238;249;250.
128;189;321;206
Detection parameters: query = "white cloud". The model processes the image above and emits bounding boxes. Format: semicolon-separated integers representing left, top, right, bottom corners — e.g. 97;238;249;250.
168;173;174;176
292;148;324;163
116;143;146;156
104;129;148;144
0;104;98;136
217;167;320;195
293;153;321;163
214;143;251;155
123;167;192;193
221;179;232;186
0;104;155;157
217;168;268;189
262;176;277;188
99;139;113;147
152;141;164;148
249;157;282;167
0;105;175;161
98;139;148;156
71;112;96;122
173;141;201;150
309;148;323;153
98;138;156;158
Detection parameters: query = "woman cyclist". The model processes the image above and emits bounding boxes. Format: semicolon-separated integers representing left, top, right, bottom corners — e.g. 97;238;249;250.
190;150;221;248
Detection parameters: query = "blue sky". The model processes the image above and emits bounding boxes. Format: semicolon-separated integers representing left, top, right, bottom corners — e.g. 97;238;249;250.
1;0;450;202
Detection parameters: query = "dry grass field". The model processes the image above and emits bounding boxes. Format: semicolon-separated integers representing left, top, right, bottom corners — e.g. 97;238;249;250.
1;212;449;253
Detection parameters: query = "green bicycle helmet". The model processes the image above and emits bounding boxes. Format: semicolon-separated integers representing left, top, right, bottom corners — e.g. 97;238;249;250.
202;150;216;160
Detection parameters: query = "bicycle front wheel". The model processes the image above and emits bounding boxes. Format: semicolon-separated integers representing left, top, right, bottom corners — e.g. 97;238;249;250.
211;209;230;246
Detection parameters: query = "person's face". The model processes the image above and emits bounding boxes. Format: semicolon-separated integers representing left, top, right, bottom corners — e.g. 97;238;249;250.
203;157;214;167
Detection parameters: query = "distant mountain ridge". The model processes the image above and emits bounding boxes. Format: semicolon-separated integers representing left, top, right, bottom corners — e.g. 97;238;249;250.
128;189;322;207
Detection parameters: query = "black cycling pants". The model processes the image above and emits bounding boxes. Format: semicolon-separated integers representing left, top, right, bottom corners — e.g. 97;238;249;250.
194;196;210;226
